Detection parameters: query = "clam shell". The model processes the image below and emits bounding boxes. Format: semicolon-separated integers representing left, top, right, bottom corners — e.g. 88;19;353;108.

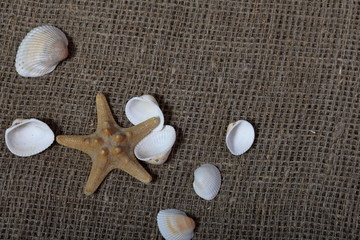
125;94;164;132
134;125;176;165
193;164;221;200
225;120;255;155
157;209;195;240
5;118;55;157
15;25;68;77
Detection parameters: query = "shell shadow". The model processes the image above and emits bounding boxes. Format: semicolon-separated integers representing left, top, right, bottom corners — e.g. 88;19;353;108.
63;30;76;61
42;118;61;151
43;118;61;135
187;213;201;232
153;94;174;125
248;119;259;151
164;126;182;165
141;162;158;182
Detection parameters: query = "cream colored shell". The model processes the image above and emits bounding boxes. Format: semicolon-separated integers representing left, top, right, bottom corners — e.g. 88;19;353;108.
157;209;195;240
15;25;68;77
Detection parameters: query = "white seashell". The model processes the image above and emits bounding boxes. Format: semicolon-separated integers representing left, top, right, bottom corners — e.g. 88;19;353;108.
157;209;195;240
5;118;55;157
15;25;68;77
134;125;175;165
125;94;164;132
193;164;221;200
225;120;255;155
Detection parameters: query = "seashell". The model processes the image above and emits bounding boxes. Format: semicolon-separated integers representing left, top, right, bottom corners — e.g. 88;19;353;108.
5;118;55;157
134;125;175;165
125;94;164;132
157;209;195;240
225;120;255;155
15;25;68;77
193;164;221;200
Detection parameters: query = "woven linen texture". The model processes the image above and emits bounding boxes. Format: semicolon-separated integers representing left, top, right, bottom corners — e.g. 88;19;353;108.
0;0;359;239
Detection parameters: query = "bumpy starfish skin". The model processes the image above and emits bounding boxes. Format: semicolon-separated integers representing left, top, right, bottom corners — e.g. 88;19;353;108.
56;93;160;195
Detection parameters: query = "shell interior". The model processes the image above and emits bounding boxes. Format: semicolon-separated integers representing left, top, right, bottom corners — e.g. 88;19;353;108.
157;209;195;240
5;119;55;157
193;164;221;200
134;125;176;161
15;25;68;77
125;95;164;132
225;120;255;155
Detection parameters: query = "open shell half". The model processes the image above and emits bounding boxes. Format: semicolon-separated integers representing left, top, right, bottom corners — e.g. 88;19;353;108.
5;118;55;157
125;95;164;132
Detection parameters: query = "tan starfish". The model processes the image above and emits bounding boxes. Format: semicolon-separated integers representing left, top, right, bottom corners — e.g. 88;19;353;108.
56;93;159;195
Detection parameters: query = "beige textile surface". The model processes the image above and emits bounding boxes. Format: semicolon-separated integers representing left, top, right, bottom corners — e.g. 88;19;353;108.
1;0;359;239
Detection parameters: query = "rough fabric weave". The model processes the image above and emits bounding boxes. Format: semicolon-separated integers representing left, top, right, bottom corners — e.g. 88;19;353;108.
1;0;359;239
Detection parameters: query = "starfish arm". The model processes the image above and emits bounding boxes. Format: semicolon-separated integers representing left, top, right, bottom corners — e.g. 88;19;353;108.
115;153;152;184
83;154;112;195
56;135;92;154
126;117;160;147
96;93;117;129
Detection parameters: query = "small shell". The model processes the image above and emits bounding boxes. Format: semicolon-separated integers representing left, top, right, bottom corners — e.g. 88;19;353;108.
134;125;176;165
225;120;255;155
157;209;195;240
15;25;68;77
125;94;164;132
193;164;221;200
5;118;55;157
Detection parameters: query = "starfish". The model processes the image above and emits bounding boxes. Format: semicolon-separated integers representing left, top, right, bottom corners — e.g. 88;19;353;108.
56;93;159;195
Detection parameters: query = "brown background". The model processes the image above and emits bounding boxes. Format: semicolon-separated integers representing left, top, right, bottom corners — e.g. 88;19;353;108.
1;0;359;239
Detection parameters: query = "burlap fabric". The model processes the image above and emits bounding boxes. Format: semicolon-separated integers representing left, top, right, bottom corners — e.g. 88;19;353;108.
1;0;359;239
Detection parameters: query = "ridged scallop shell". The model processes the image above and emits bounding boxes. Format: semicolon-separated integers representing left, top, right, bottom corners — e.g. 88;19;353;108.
5;118;55;157
134;125;176;165
125;95;164;132
225;120;255;155
157;209;195;240
193;164;221;200
15;25;68;77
